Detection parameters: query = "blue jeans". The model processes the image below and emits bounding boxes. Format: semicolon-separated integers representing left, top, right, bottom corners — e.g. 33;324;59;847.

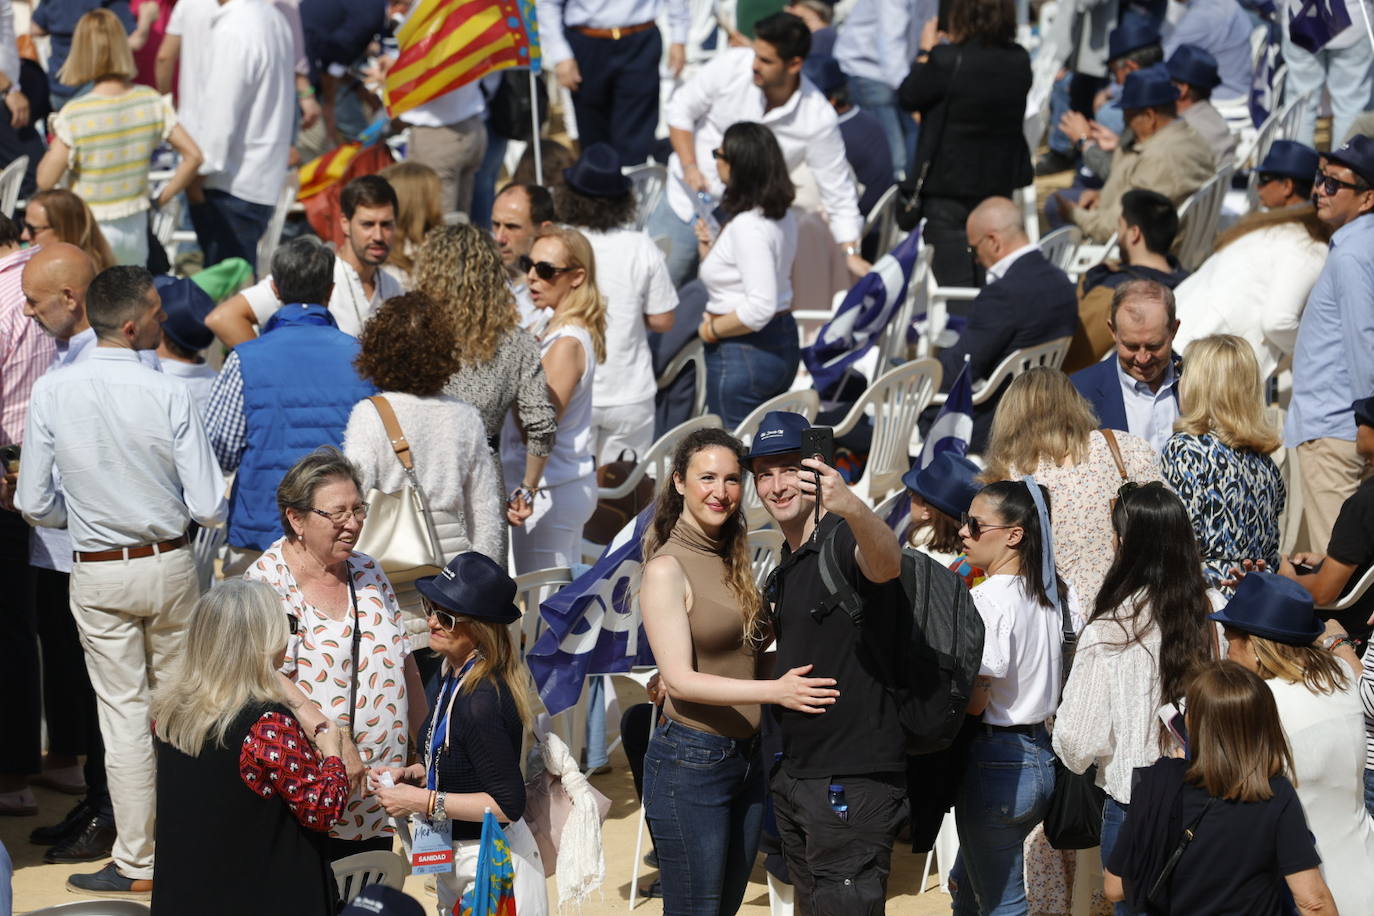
643;718;765;916
585;674;608;770
188;190;275;270
1100;796;1143;916
646;194;701;289
704;311;800;429
470;130;508;230
848;75;915;180
1364;767;1374;819
951;726;1056;916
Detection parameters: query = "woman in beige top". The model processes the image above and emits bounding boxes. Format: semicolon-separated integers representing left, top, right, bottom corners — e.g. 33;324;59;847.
640;427;835;916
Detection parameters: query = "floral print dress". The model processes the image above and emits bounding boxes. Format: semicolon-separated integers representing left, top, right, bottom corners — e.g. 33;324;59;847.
247;539;412;842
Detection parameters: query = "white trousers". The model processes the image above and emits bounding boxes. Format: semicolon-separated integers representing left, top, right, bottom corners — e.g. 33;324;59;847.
590;398;655;467
101;211;150;267
436;818;548;916
69;545;201;879
510;473;597;575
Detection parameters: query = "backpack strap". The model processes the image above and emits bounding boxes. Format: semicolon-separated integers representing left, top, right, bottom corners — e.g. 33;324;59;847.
814;524;864;628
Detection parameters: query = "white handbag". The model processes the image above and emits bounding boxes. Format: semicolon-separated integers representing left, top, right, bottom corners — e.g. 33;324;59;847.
352;395;446;583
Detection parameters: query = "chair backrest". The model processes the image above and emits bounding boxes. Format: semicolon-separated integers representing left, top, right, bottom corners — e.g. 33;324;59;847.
256;173;299;277
735;388;821;529
971;336;1072;407
1275;89;1309;144
0;154;27;217
1318;563;1374;612
1067;231;1118;278
861;184;904;257
151;194;183;250
834;357;943;502
23;903;152;915
655;338;707;419
624;162;667;232
600;413;723;501
1242;108;1282;205
1037;225;1081;273
874;245;933;371
1175;165;1235;272
747;527;785;587
1023;37;1062;151
192;524;226;592
513;566;572;656
331;851;408;903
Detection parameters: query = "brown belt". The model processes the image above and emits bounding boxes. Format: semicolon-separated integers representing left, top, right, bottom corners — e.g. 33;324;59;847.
75;534;189;564
570;21;654;39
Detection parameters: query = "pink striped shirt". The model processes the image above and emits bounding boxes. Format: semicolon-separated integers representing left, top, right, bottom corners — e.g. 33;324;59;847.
0;245;53;445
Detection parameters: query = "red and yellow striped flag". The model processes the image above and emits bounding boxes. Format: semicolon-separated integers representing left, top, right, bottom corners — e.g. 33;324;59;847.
298;142;364;201
385;0;541;118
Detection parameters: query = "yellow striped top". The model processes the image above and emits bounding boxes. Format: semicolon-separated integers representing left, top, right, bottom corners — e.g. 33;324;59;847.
52;85;178;221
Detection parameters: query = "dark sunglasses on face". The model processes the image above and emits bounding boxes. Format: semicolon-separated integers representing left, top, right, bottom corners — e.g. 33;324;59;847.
518;254;575;281
712;148;728;162
422;597;462;632
1257;172;1281;187
960;512;1015;539
1314;170;1366;196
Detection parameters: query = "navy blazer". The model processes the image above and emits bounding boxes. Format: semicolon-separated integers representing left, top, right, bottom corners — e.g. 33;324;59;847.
1070;352;1182;432
936;250;1077;449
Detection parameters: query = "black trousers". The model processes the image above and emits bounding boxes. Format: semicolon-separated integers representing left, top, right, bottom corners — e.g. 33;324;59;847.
770;768;908;916
920;194;984;291
566;26;662;167
1068;73;1109;119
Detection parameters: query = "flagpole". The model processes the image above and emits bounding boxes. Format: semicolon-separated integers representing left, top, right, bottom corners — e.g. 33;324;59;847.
529;67;544;185
1358;0;1374;57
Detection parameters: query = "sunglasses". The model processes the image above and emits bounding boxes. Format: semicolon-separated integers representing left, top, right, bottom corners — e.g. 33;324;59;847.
518;255;575;281
23;221;49;235
422;596;464;632
712;148;728;162
1313;170;1367;196
1256;172;1281;187
960;512;1015;539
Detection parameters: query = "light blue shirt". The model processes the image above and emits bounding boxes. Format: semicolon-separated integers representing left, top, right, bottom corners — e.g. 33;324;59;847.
536;0;690;66
833;0;933;90
17;347;226;554
1162;0;1254;100
1117;358;1180;451
1285;214;1374;447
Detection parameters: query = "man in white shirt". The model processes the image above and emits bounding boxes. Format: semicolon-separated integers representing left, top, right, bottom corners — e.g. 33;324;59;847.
539;0;688;166
185;0;296;268
205;175;403;346
649;12;865;288
491;182;556;332
399;80;487;218
17;266;225;897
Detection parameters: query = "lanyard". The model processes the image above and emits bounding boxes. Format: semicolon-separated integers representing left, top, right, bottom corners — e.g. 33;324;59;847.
425;654;479;791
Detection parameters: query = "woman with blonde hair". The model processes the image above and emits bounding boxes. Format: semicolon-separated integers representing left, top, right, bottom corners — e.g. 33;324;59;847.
1162;334;1285;591
37;8;202;266
378;161;443;285
639;427;835;913
418;223;556;558
370;552;548;916
500;224;606;573
150;579;347;915
22;189;117;271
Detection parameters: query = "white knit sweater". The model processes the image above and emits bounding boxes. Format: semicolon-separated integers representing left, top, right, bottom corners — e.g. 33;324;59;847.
344;393;504;644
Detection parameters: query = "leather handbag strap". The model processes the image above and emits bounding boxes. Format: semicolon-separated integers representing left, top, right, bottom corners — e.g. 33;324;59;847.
367;395;415;472
1101;428;1130;483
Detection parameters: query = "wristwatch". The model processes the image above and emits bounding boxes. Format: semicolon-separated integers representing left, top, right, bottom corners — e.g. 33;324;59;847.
431;790;449;822
1321;632;1351;652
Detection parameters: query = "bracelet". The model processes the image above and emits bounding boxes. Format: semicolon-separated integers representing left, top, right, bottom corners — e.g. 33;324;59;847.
1321;632;1352;652
297;86;316;99
707;316;719;342
427;789;436;818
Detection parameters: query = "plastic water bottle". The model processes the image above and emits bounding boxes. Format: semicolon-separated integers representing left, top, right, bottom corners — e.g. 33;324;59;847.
695;190;721;238
828;784;848;822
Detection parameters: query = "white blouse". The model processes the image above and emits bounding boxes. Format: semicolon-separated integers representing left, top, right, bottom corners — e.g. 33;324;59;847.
699;207;798;331
970;574;1083;727
501;323;596;487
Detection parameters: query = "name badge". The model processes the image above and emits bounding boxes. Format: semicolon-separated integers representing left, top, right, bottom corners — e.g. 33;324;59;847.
409;816;454;874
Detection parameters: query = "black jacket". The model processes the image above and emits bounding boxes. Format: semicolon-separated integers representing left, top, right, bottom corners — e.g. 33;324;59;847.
898;41;1033;200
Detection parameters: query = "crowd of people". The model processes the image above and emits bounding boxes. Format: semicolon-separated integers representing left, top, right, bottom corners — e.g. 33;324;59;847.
0;0;1373;913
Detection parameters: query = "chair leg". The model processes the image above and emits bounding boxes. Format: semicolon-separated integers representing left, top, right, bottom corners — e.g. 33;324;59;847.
629;703;660;910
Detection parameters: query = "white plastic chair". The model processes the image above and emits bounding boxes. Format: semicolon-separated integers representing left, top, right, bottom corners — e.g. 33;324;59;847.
597;414;723;503
255;173;299;277
861;184;904;257
832;358;943;504
151;194;182;251
1174;165;1235;272
748;527;785;586
735;389;820;529
1067;231;1118;278
624;162;667;231
655;338;707;419
192;524;226;592
1318;565;1374;614
1037;225;1081;274
512;566;572;659
0;154;27;217
24;904;151;916
928;336;1073;414
874;246;934;369
331;850;408;903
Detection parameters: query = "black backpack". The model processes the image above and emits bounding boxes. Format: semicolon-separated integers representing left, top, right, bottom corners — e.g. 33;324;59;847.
815;532;985;755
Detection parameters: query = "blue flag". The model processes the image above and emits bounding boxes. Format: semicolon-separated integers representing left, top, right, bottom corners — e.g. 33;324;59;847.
918;358;974;470
802;233;922;393
1288;0;1352;51
1249;20;1282;127
458;811;517;916
526;508;656;716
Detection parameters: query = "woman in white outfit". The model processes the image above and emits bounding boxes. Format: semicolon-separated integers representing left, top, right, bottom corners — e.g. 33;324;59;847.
503;225;607;574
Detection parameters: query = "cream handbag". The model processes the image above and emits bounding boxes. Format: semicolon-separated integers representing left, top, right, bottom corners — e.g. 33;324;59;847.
352;395;446;583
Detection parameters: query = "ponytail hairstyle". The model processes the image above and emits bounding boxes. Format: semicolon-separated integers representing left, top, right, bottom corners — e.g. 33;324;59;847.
976;479;1066;609
643;427;766;648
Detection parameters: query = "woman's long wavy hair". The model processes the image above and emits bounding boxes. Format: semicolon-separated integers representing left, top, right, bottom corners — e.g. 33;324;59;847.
1248;633;1349;696
975;480;1066;609
1176;334;1282;453
449;616;535;727
413;223;515;367
1093;482;1216;746
642;428;766;648
982;367;1100;482
534;225;607;363
30;189;115;271
151;580;289;756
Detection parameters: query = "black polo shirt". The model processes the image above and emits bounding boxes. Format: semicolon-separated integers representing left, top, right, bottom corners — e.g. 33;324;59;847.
770;512;907;779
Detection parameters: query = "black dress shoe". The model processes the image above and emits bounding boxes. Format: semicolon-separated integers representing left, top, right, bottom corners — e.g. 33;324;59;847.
44;815;116;863
29;798;92;845
1034;149;1078;177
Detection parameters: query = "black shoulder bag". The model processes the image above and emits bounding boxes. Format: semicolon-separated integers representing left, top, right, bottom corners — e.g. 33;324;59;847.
1146;797;1215;910
1043;590;1108;849
895;49;963;232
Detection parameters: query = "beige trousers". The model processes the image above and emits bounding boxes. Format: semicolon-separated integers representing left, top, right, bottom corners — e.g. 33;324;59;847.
407;114;488;218
1296;437;1370;554
69;546;201;879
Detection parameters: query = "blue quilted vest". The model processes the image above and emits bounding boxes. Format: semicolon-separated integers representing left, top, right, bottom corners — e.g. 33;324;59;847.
228;304;377;550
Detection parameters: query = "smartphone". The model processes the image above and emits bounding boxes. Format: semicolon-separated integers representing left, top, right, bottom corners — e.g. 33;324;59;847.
799;427;835;467
1158;703;1188;757
937;0;952;33
1291;562;1318;575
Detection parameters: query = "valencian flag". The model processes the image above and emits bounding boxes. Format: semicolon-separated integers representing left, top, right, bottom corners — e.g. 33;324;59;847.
385;0;541;118
458;810;518;916
297;118;389;201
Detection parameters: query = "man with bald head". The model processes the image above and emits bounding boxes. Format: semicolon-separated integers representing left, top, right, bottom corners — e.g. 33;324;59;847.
1071;278;1181;450
931;196;1076;448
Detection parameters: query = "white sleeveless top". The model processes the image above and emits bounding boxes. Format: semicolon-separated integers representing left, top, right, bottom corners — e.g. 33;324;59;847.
501;323;596;487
